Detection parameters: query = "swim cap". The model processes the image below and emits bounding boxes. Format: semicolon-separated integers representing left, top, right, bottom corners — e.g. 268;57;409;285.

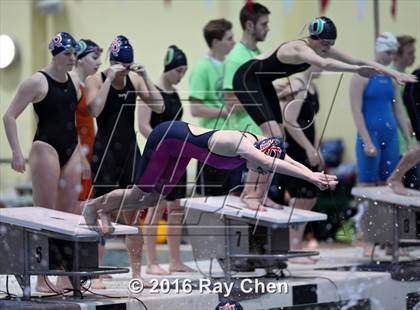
308;16;337;40
164;45;187;72
215;300;243;310
109;35;133;63
77;39;103;60
375;32;399;53
48;32;79;56
254;137;286;160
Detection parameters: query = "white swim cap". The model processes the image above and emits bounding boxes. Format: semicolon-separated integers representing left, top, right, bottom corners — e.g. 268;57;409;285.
375;32;399;53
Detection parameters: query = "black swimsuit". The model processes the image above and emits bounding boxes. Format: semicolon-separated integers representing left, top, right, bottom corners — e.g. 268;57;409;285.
91;73;141;196
150;86;183;127
137;121;245;195
33;71;78;167
284;90;320;198
233;42;311;126
403;68;420;141
149;86;186;200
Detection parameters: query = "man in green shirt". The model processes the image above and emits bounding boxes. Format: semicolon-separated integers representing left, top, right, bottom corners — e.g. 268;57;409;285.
189;18;235;195
221;3;282;211
190;18;235;130
223;2;270;135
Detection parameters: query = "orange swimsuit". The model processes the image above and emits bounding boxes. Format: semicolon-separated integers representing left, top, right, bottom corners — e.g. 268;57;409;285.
75;85;95;200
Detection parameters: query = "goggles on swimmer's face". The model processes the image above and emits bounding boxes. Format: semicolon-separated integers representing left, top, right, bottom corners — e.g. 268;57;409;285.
90;47;103;55
112;61;133;69
77;39;103;60
121;63;133;69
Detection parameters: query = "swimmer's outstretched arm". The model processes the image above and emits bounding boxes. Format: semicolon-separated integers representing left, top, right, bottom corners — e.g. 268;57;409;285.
294;44;370;76
293;43;416;83
327;47;417;84
283;154;314;174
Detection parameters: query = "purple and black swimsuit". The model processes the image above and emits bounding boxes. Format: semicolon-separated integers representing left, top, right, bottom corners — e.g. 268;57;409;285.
136;121;245;195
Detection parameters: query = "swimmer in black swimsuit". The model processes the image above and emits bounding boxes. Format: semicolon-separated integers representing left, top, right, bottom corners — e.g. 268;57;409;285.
233;16;416;138
232;16;417;209
3;32;89;293
277;66;322;251
85;35;164;284
138;45;193;275
388;67;420;196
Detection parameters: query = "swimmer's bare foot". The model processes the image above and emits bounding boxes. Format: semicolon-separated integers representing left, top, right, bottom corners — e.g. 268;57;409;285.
98;211;115;235
240;194;267;212
146;264;170;275
55;276;73;293
305;238;319;251
35;276;63;294
362;242;376;258
169;263;196;273
262;196;283;209
388;180;410;196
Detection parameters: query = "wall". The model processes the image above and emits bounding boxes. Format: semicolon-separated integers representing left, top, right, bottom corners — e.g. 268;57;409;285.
1;0;419;192
0;0;36;192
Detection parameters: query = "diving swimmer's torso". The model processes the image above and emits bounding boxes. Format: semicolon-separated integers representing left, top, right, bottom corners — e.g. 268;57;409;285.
188;124;259;158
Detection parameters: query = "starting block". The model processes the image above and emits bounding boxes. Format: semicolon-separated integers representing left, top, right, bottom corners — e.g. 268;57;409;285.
181;195;327;280
0;206;138;299
352;186;420;280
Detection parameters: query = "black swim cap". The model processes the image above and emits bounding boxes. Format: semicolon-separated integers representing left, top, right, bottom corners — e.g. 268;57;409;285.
77;39;103;60
308;16;337;40
164;45;187;72
215;300;243;310
109;35;133;63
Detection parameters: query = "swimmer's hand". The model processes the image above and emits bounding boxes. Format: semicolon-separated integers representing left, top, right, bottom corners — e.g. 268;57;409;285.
306;148;323;168
11;151;25;173
310;172;338;190
357;66;382;78
276;84;303;101
394;73;418;85
363;141;377;157
107;64;127;81
130;63;147;77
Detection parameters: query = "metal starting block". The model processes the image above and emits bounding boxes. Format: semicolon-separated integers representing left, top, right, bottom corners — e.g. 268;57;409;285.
0;206;138;299
181;196;327;280
352;186;420;281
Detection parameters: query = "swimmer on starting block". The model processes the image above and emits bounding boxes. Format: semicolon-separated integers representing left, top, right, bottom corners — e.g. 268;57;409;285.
82;120;338;235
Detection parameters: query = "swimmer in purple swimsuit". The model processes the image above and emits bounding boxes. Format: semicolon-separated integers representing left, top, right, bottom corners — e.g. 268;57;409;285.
83;121;338;234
